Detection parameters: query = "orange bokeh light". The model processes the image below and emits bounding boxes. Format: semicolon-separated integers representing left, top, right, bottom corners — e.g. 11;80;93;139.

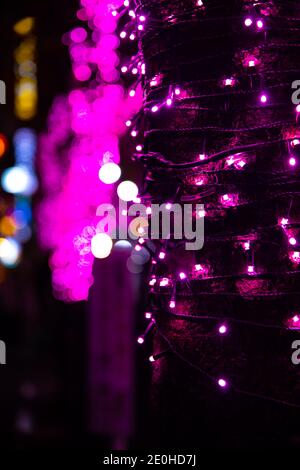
0;134;8;158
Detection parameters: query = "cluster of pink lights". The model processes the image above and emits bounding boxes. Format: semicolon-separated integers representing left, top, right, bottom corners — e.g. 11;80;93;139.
38;0;142;301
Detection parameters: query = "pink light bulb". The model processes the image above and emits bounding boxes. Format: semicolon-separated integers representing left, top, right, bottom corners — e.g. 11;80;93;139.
243;241;250;251
179;272;187;280
280;217;289;226
137;336;144;344
289;157;297;167
256;19;264;29
260;93;267;104
247;265;255;274
219;325;227;334
218;378;227;388
290;251;300;263
169;300;176;309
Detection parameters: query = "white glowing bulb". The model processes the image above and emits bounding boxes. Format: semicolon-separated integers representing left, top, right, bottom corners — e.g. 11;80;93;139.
139;15;146;22
123;0;129;6
289;157;297;167
244;18;253;27
199;154;206;160
138;25;144;31
131;130;137;137
125;120;132;127
145;312;152;319
99;162;121;185
149;355;155;362
257;19;264;29
289;237;297;246
91;233;113;259
0;237;21;267
247;265;255;274
175;88;181;96
117;180;139;202
136;145;142;152
129;10;135;18
137;336;144;344
130;34;135;41
121;66;128;73
218;378;227;388
169;300;176;309
120;31;127;39
166;98;172;106
129;90;136;97
112;10;118;17
1;166;38;196
151;105;159;113
219;325;227;334
132;67;138;75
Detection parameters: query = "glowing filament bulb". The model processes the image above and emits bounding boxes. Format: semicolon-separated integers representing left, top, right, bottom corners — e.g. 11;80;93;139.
149;278;156;286
289;157;296;167
179;272;187;280
218;378;228;388
138;25;144;31
197;0;203;5
145;312;152;319
124;0;129;6
244;17;253;27
136;145;142;152
199;153;206;160
256;19;264;29
247;265;255;274
289;237;297;246
243;241;250;251
224;78;235;87
120;31;127;39
248;60;255;67
175;88;181;96
139;15;146;22
280;217;289;226
137;336;144;344
219;325;227;334
149;355;155;363
129;90;136;97
160;278;169;287
169;300;176;309
296;105;300;113
166;203;172;210
260;93;267;104
125;120;132;127
291;139;300;147
131;130;138;137
121;66;128;73
166;98;173;106
159;251;166;260
151;105;159;113
291;251;300;263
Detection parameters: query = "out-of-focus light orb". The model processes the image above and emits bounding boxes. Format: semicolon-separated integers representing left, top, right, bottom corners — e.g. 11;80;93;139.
114;240;132;250
0;134;8;158
218;378;228;388
73;64;91;82
91;233;113;259
1;166;38;196
70;27;87;43
0;238;21;267
14;17;35;35
117;180;139;202
0;216;17;236
99;162;121;184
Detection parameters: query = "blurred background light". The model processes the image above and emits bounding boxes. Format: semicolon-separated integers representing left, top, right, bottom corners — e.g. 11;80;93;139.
1;165;38;196
99;162;121;184
91;233;113;259
117;180;138;201
0;237;21;267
